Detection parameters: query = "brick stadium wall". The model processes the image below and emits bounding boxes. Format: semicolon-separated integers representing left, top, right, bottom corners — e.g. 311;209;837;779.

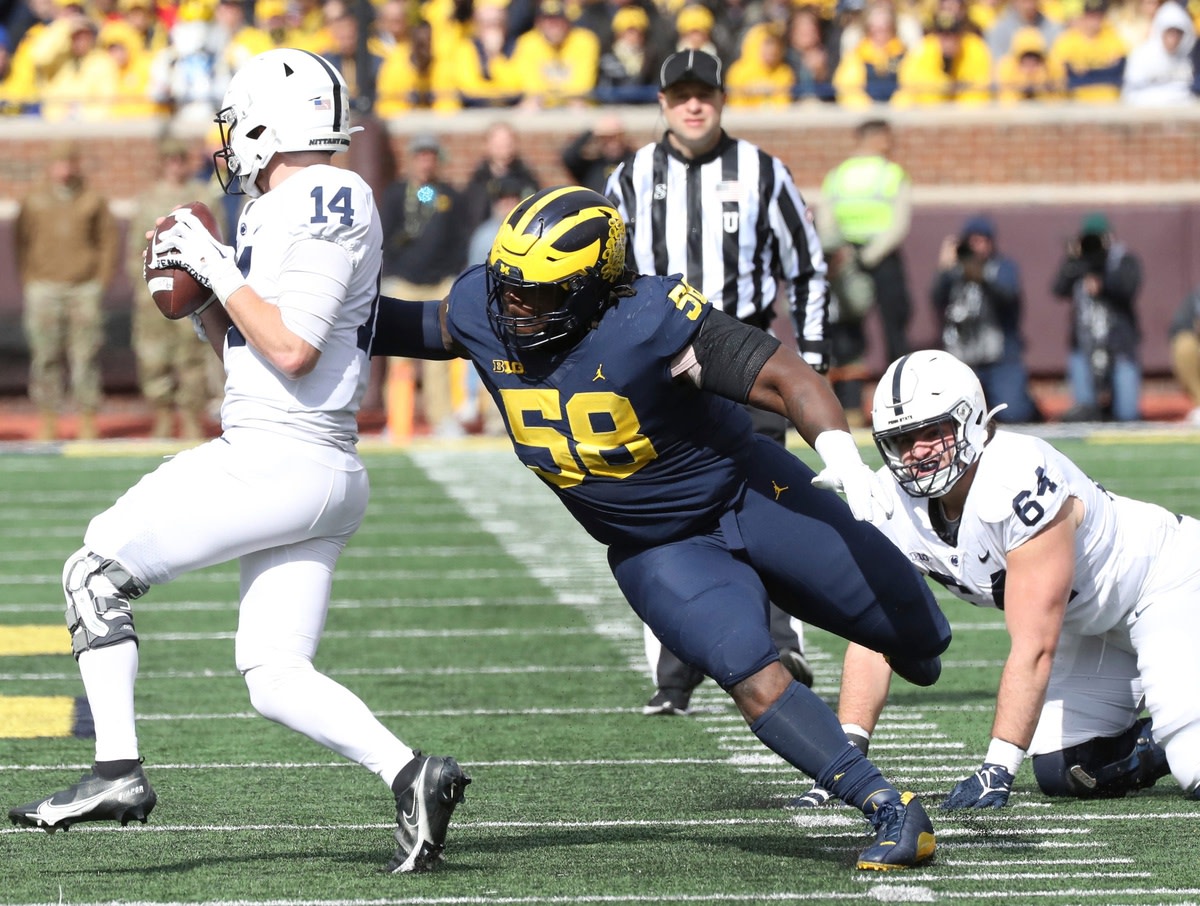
1;105;1198;393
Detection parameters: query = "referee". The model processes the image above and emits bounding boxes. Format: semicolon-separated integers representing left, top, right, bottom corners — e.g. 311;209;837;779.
605;48;826;716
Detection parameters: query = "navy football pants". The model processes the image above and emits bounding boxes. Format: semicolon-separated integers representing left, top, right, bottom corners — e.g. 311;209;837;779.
609;438;950;690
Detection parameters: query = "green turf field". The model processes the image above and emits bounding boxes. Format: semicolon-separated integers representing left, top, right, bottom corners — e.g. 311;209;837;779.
2;432;1199;905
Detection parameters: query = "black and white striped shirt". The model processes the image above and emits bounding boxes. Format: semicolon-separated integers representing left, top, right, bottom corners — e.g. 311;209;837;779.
605;131;828;360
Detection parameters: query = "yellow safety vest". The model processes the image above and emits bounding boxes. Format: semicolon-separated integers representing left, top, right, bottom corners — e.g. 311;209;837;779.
822;155;906;244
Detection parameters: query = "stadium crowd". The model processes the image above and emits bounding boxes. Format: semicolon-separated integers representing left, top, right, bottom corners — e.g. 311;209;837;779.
1;0;1199;118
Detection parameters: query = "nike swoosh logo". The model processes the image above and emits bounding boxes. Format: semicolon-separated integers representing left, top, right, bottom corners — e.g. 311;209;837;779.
401;762;430;827
34;784;141;823
978;551;990;562
1133;604;1150;619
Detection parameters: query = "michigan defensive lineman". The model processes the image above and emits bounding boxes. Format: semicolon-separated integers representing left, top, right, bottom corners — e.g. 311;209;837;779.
8;49;469;874
795;349;1195;810
371;186;948;870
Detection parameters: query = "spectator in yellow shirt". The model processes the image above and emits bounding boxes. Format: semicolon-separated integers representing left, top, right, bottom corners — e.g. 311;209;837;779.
211;0;273;76
727;24;795;105
995;24;1067;100
117;0;169;56
893;9;994;104
833;0;908;106
41;16;121;121
0;26;39;113
98;19;162;117
376;18;460;114
510;0;599;109
445;0;521;108
254;0;297;49
1048;0;1127;101
369;0;410;57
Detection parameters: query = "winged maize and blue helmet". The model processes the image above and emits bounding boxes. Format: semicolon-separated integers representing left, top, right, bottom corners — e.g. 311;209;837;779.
487;186;627;352
871;349;1006;498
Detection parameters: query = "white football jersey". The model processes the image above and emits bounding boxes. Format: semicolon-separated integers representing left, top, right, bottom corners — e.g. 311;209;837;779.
220;164;382;449
874;431;1181;637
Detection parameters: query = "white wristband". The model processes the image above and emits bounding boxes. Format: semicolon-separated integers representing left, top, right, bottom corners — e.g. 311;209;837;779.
210;262;247;307
813;429;863;470
985;738;1026;775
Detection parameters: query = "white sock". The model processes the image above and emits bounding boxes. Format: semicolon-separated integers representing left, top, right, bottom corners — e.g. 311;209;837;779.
78;640;140;763
244;663;414;785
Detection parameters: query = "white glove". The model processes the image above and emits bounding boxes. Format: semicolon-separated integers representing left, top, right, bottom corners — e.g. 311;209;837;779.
154;208;246;306
811;430;894;523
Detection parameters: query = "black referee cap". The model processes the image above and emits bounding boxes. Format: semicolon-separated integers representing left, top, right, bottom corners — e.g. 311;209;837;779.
658;49;724;91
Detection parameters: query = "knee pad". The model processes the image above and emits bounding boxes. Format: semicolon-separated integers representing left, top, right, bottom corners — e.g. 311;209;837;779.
1032;718;1169;799
62;547;147;659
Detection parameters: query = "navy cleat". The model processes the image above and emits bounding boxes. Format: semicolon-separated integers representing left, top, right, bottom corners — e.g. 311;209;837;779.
643;686;693;716
8;765;156;833
387;753;471;873
856;790;936;871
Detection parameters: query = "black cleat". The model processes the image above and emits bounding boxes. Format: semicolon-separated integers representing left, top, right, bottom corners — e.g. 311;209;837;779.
778;648;814;687
387;753;471;873
642;686;693;716
9;766;156;833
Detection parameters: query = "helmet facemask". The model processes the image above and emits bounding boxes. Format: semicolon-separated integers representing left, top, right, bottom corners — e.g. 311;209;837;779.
487;264;610;352
874;401;978;498
870;349;1005;499
485;186;626;354
213;101;264;196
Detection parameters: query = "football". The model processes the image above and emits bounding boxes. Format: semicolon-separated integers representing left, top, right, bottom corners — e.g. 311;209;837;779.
144;201;223;320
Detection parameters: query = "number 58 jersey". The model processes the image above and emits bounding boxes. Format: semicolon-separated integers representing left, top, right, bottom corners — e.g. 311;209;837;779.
221;164;382;449
874;430;1183;637
445;267;758;548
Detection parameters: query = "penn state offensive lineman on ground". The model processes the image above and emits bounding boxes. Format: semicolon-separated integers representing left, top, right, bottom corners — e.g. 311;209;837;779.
8;49;469;874
794;350;1197;811
370;185;951;870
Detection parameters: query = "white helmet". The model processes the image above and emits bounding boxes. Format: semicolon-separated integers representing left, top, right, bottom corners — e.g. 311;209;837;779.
871;350;1006;498
214;48;356;197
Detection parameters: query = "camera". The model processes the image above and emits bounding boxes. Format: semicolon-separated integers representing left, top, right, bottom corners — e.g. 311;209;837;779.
1078;232;1107;274
955;238;976;263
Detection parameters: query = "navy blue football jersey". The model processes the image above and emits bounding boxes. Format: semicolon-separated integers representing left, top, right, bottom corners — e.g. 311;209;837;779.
447;265;757;546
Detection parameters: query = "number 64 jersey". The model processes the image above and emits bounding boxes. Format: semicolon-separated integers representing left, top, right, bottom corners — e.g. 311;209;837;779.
873;430;1189;639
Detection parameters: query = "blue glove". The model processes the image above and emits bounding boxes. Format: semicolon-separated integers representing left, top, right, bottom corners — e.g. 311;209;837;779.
941;763;1014;810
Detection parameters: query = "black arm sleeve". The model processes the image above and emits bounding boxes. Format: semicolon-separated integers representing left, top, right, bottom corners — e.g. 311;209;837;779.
369;297;457;360
691;308;782;403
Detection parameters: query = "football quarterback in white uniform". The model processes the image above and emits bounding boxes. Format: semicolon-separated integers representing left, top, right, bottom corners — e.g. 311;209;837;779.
8;49;469;873
794;349;1198;810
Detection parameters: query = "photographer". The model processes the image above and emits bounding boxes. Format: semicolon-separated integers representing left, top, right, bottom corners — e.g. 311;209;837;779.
931;215;1040;422
1051;212;1143;422
1168;283;1200;425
